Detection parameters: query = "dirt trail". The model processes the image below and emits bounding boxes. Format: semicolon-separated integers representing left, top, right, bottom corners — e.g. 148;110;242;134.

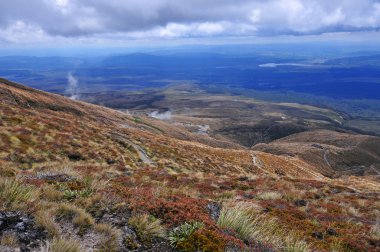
251;152;272;175
132;143;154;164
323;149;332;168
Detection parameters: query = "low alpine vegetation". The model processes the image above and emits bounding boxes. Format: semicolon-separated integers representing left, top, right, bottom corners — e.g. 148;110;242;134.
95;223;122;252
42;237;81;252
256;191;282;200
54;203;95;234
128;214;166;242
217;202;310;251
34;210;60;238
0;178;37;210
217;202;263;242
168;221;204;247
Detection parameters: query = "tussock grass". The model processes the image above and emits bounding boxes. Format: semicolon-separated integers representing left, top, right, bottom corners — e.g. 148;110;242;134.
54;203;95;234
128;214;166;242
0;178;37;210
42;237;81;252
256;191;282;200
329;238;344;252
40;184;64;202
217;202;310;252
35;210;60;238
0;165;17;177
217;191;236;200
77;193;123;216
95;223;121;252
284;234;310;252
217;202;263;242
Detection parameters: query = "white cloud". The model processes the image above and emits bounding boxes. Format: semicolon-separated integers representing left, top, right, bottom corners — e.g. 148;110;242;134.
249;9;261;23
322;8;345;26
0;21;48;43
0;0;380;45
197;22;225;35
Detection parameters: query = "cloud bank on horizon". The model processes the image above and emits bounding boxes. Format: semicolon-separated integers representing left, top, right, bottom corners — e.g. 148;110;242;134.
0;0;380;45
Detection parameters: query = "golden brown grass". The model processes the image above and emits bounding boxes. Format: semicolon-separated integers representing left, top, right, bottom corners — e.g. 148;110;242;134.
0;178;37;210
54;203;95;234
256;191;282;200
217;202;310;252
42;237;81;252
95;223;121;252
128;214;166;242
40;185;64;202
35;210;60;238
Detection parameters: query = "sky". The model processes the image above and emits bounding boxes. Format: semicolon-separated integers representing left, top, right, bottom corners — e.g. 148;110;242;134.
1;0;380;47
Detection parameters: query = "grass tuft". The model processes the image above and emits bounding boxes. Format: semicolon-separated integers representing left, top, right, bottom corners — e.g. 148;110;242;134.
42;237;81;252
40;184;64;202
35;210;60;238
217;202;310;251
95;223;121;252
54;203;95;234
128;214;166;242
0;178;37;210
256;191;282;200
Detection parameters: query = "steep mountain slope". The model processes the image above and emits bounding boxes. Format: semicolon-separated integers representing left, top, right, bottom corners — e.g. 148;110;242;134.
0;78;335;179
0;79;379;252
253;130;380;178
81;83;380;179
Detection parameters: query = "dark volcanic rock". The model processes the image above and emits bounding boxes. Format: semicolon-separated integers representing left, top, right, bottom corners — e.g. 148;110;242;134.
0;212;47;252
67;152;84;161
327;228;337;236
294;199;308;207
37;173;74;182
207;202;221;221
312;231;324;240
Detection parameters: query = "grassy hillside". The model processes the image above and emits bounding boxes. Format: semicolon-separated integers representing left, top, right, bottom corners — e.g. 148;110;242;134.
0;79;379;252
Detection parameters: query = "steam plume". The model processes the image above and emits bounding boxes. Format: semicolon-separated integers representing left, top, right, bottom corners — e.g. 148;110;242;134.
66;73;80;100
149;110;172;120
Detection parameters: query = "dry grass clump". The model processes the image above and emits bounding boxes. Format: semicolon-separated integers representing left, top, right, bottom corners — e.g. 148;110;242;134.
42;237;81;252
77;192;124;217
0;165;17;177
0;178;37;210
217;190;236;200
217;202;309;252
35;210;60;238
128;214;166;242
40;184;65;202
0;232;19;247
54;203;95;234
217;202;269;242
95;223;122;252
256;191;282;200
284;234;310;252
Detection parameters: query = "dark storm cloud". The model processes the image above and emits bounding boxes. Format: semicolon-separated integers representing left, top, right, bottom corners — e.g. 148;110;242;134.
0;0;380;43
